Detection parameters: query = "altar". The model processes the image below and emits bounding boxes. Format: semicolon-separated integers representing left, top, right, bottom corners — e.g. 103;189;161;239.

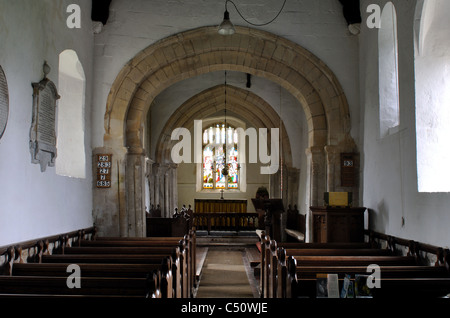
193;199;254;232
194;199;247;214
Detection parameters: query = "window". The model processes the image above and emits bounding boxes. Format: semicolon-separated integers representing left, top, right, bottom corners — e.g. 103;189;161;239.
202;124;239;190
415;0;450;192
379;2;400;137
56;50;86;178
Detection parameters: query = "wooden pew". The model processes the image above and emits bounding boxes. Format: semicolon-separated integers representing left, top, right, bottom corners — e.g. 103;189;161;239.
284;253;450;298
89;231;197;295
261;234;448;298
62;245;184;298
0;227;174;299
79;235;195;298
3;229;195;297
0;273;162;298
269;248;401;298
11;259;174;298
259;235;376;298
41;251;185;298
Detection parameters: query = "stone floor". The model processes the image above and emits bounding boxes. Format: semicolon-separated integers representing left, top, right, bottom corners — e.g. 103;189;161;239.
194;232;261;298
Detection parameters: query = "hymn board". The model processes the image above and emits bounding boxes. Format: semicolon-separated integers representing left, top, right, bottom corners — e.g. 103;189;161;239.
96;154;112;188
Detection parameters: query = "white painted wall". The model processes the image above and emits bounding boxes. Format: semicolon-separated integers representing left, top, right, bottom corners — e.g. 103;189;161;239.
0;0;94;246
360;0;450;248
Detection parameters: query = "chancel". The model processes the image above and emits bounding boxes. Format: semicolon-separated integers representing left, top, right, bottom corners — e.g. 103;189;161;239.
1;0;450;304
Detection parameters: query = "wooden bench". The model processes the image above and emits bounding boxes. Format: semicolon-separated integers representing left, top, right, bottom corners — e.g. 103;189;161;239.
41;251;186;298
266;245;399;298
0;274;161;298
80;235;195;298
286;273;450;298
63;245;184;297
260;234;450;298
89;231;197;294
260;234;375;298
282;251;450;298
0;227;193;299
11;258;174;298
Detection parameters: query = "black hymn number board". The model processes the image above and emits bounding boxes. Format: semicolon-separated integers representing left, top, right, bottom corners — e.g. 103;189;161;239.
96;154;112;188
341;153;355;187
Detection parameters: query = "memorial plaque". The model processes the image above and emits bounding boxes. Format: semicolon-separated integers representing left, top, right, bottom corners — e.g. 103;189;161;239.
29;62;60;172
0;66;8;140
96;154;112;188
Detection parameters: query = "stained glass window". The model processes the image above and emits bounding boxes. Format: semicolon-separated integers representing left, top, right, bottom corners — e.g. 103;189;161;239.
202;124;239;190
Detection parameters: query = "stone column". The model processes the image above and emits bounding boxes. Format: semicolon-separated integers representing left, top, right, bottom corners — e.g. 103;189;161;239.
324;145;339;192
157;164;168;217
164;164;171;217
125;147;146;237
305;146;326;207
169;163;179;214
152;163;160;209
145;157;154;213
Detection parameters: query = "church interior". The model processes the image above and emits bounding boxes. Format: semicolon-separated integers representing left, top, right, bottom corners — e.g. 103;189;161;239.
1;0;450;303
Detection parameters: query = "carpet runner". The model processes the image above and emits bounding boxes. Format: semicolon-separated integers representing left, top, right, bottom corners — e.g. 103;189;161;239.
196;248;256;298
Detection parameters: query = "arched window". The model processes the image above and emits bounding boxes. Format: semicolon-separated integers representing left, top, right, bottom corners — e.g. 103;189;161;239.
415;0;450;192
379;2;400;137
56;50;86;178
202;124;239;190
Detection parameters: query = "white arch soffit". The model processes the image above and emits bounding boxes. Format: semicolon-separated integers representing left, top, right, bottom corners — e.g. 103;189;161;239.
59;49;85;80
417;0;450;57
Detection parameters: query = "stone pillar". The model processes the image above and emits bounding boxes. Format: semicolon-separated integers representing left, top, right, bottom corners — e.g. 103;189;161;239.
152;163;160;209
145;157;154;213
324;145;339;192
92;146;127;237
125;147;146;237
305;146;326;207
163;165;170;217
169;163;178;214
156;164;167;217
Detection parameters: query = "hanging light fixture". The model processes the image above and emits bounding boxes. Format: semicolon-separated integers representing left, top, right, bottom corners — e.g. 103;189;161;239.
218;0;287;35
218;7;235;35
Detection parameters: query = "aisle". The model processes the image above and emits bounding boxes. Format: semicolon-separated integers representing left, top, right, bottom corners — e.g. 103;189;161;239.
196;248;257;298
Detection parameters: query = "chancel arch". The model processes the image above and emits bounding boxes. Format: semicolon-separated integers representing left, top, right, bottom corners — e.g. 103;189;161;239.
95;26;356;237
150;84;295;217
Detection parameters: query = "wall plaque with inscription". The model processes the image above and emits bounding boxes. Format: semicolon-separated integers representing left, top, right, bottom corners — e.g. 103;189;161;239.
29;62;60;172
96;154;112;188
0;66;9;140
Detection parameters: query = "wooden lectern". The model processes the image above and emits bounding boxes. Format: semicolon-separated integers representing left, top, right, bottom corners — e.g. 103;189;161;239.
252;198;284;242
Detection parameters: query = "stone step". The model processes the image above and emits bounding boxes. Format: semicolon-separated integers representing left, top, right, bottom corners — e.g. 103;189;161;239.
196;230;259;246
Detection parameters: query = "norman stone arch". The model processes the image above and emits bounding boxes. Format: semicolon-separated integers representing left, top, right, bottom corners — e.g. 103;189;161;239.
94;26;357;237
154;84;292;166
150;84;295;216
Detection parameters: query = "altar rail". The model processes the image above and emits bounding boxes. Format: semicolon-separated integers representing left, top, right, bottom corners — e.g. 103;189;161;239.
193;212;259;234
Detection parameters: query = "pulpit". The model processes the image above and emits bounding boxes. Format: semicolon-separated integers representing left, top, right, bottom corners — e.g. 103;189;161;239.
310;206;366;243
252;198;284;242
